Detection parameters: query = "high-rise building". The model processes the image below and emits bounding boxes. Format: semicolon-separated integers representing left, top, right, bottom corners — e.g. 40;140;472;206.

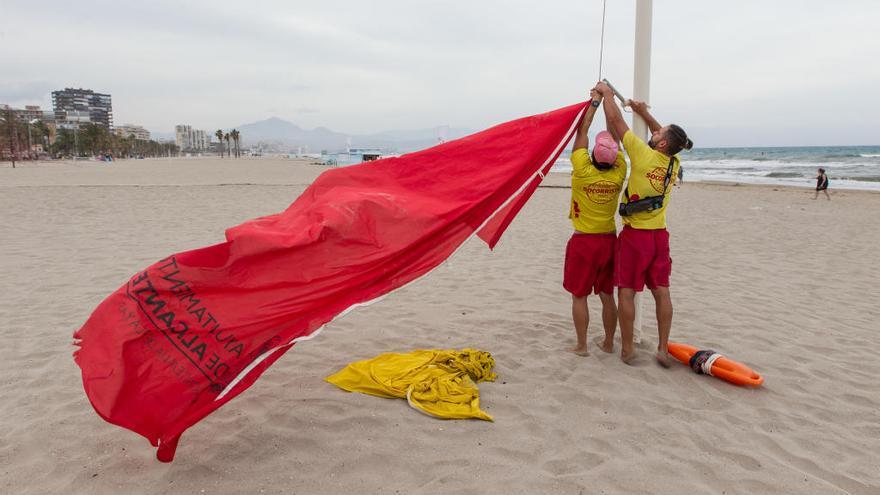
175;124;211;151
114;124;151;141
193;129;209;150
52;88;113;130
175;124;192;150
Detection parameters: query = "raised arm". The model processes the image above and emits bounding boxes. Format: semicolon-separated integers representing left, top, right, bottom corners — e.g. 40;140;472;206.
595;81;629;140
627;99;662;134
604;97;621;143
572;89;603;151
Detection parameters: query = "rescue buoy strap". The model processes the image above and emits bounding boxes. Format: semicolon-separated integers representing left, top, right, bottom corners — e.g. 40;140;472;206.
702;353;724;376
689;349;716;375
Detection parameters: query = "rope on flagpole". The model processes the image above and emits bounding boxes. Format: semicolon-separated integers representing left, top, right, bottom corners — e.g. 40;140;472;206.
598;0;607;80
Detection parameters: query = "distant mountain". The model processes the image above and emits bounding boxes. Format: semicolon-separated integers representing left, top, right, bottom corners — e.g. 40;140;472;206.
235;117;474;153
236;117;349;151
357;126;475;152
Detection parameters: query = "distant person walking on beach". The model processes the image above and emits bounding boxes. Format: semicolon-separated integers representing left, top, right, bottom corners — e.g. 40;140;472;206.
814;168;830;200
563;89;627;356
595;81;692;365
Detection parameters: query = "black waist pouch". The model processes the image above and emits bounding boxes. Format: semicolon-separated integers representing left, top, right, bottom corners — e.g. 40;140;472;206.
619;195;664;216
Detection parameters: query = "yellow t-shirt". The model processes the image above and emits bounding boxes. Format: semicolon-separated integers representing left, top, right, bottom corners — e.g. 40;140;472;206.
620;130;680;230
569;148;627;234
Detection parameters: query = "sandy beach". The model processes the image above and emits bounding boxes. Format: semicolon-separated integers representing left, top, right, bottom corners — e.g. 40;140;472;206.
1;157;878;494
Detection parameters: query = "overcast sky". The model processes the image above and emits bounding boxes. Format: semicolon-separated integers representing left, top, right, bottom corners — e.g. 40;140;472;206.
2;0;879;147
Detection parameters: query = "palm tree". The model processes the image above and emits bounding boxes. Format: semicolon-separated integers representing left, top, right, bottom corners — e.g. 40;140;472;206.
80;123;108;156
215;129;224;158
53;129;76;157
230;129;240;158
2;107;19;167
125;133;136;158
33;120;50;153
224;132;231;158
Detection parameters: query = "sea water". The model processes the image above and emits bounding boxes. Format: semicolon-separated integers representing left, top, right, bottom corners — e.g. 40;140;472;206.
551;145;880;191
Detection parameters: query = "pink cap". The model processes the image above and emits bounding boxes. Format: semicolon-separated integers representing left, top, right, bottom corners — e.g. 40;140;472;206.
592;131;619;165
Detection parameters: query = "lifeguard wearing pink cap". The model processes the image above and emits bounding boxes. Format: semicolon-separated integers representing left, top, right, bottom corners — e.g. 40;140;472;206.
592;131;618;165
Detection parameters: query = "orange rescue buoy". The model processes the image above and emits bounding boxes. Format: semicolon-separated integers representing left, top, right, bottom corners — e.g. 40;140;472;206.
667;342;764;387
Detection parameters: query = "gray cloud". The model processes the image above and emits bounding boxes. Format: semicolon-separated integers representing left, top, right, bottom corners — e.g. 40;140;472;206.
0;80;54;106
293;107;320;114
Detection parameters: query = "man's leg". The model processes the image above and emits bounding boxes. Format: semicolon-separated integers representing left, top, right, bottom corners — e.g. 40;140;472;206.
650;286;673;367
617;288;637;363
570;295;590;356
595;291;617;353
813;189;819;200
824;189;831;200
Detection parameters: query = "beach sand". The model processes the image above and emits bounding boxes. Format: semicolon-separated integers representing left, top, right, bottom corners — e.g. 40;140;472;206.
1;158;878;494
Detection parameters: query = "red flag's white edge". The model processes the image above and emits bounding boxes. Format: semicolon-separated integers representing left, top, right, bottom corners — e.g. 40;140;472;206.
214;296;389;400
214;105;587;402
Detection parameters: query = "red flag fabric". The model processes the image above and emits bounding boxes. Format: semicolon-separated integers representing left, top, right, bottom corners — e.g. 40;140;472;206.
73;102;587;461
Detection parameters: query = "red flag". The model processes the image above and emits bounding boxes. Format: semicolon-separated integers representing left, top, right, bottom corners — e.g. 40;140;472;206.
73;102;587;461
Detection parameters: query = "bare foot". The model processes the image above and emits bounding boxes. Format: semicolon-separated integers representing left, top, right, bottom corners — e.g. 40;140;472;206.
594;338;613;354
569;345;590;357
620;349;637;365
655;350;671;368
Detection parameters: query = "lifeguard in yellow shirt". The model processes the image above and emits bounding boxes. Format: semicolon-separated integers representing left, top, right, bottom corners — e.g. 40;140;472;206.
564;89;627;356
595;80;692;366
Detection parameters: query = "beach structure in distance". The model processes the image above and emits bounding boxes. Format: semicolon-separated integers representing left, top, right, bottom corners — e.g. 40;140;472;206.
52;87;113;131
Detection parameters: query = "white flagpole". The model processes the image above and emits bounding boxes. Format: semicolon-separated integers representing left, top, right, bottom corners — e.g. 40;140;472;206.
631;0;653;343
632;0;652;139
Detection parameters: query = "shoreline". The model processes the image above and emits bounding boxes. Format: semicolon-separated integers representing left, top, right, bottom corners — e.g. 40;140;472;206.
540;171;878;195
4;156;880;192
2;158;877;196
547;169;880;192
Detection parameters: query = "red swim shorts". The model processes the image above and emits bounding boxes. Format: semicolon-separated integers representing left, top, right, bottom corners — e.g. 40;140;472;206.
614;226;671;291
563;232;617;296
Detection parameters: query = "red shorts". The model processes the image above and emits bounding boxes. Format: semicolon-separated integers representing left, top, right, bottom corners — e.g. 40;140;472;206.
563;232;616;296
614;226;672;291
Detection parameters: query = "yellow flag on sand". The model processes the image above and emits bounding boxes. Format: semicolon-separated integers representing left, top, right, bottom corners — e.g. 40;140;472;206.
326;349;496;421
